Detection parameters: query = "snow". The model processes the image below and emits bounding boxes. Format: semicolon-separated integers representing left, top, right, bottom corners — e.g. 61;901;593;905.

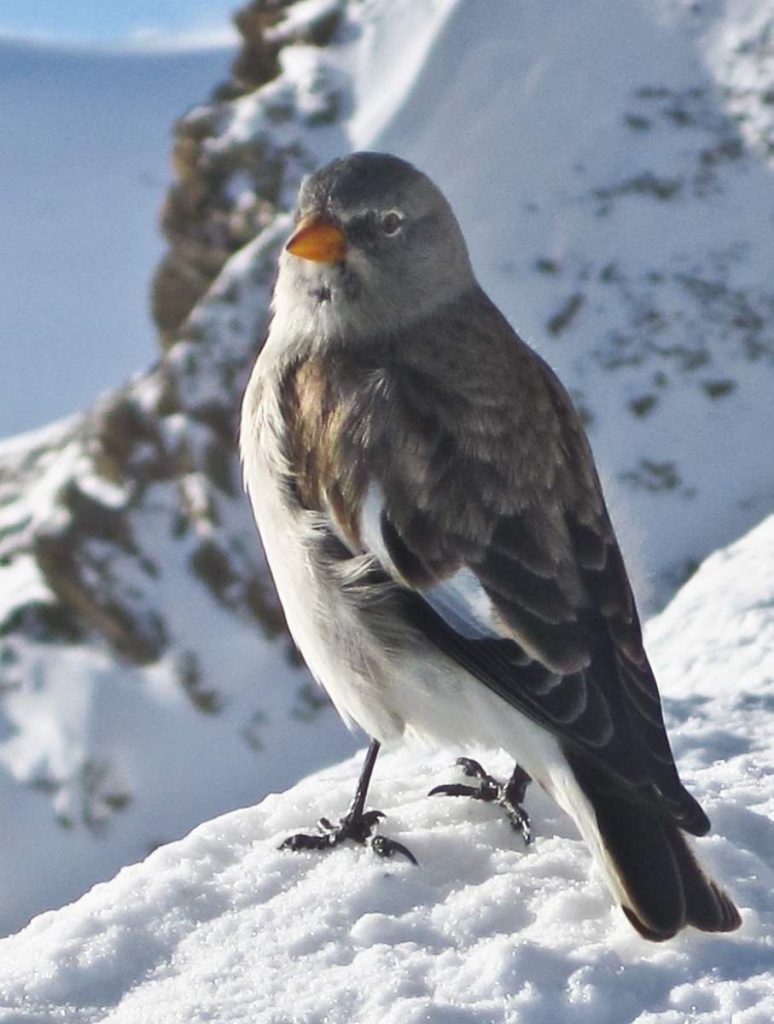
2;513;773;1021
265;0;348;46
348;0;457;145
0;553;52;622
0;478;359;934
702;0;774;161
0;246;358;933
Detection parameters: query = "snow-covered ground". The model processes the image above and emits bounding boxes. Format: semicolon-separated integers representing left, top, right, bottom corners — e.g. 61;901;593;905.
0;38;232;437
2;515;772;1023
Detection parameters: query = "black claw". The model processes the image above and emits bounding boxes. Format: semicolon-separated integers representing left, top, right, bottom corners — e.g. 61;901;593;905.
430;759;533;846
279;831;335;853
428;782;481;799
371;834;419;865
278;739;418;863
279;807;417;863
456;757;491;780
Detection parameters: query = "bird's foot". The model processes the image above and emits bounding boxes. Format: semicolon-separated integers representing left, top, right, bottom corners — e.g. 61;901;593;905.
280;807;418;864
430;758;532;845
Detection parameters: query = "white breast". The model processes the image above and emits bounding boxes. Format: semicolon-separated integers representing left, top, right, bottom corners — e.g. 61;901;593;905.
239;350;406;740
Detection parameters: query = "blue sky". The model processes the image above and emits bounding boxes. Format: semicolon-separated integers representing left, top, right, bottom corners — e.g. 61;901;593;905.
0;1;240;47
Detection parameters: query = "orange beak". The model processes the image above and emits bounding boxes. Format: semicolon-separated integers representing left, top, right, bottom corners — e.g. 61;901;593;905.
286;215;346;264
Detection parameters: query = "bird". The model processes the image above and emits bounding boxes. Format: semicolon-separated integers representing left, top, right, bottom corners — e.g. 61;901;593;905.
240;151;741;941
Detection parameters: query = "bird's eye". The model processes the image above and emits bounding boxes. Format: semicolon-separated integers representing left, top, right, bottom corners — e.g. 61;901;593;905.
380;210;403;236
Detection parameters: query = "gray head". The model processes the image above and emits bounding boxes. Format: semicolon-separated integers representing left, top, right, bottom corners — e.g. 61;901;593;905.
272;152;475;344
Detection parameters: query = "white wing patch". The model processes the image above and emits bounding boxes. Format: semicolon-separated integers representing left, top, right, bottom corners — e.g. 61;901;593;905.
359;482;500;639
359;482;395;571
424;568;500;639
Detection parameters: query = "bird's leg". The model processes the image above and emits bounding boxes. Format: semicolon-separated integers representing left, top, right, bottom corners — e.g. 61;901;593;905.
280;739;418;864
430;758;532;845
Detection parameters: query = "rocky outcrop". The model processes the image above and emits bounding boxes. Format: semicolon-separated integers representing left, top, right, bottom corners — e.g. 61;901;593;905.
0;0;348;668
151;0;346;347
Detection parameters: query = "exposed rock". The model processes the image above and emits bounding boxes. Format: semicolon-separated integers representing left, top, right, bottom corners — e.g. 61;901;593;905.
152;0;346;348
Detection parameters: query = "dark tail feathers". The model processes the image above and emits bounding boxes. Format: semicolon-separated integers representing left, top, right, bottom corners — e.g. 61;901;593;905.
569;754;742;941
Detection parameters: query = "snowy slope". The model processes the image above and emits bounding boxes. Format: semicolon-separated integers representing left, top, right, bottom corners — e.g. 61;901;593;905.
1;516;772;1023
362;0;774;599
0;39;232;437
0;233;359;937
1;0;774;943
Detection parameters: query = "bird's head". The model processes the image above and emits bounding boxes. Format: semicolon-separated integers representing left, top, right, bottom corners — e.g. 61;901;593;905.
272;152;475;344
